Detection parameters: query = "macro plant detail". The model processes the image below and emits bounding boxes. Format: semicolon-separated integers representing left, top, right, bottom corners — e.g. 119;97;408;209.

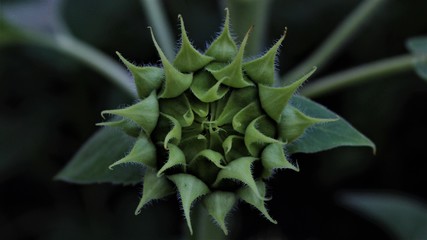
95;10;361;235
3;0;427;239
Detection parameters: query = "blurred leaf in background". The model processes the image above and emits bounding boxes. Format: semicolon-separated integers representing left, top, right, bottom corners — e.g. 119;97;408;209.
341;193;427;240
406;36;427;80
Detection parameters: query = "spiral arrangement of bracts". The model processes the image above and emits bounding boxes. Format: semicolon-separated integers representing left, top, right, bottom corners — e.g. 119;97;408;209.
99;9;332;235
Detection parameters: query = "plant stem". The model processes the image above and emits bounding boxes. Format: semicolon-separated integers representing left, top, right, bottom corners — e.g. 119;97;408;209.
301;54;422;98
226;0;273;56
140;0;175;61
282;0;386;83
3;29;137;98
53;34;137;97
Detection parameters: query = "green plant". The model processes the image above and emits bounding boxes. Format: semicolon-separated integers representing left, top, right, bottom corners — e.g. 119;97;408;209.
90;10;371;235
59;8;376;237
1;0;426;239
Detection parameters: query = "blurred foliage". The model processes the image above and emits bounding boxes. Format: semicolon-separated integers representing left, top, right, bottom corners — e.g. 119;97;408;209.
1;0;427;239
341;193;427;240
406;36;427;80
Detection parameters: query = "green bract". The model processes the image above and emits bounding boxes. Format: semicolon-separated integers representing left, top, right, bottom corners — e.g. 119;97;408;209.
96;10;356;235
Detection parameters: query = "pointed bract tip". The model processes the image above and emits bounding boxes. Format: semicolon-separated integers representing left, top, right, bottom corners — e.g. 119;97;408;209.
241;26;254;46
294;162;301;172
100;111;108;119
247;25;254;34
283;27;288;39
148;26;155;38
148;27;156;44
264;195;273;201
224;8;230;22
178;14;187;36
116;51;125;60
239;26;253;50
372;145;377;155
135;199;148;216
116;52;131;65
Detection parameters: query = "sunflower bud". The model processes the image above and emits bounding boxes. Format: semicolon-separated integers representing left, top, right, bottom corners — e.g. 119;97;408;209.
100;9;333;235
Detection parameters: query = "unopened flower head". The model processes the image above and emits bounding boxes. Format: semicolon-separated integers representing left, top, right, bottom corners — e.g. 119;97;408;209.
99;9;331;235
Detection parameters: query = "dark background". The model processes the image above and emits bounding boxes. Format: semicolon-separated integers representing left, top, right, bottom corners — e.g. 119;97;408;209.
1;0;427;239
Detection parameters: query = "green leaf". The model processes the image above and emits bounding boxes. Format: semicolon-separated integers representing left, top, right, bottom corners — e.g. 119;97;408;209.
149;27;193;98
286;96;375;154
203;191;237;235
55;128;142;185
135;169;175;214
244;115;281;157
205;8;237;62
157;144;186;177
243;31;286;85
101;91;159;135
159;94;194;127
109;134;156;169
168;174;210;235
341;193;427;240
279;104;336;143
261;143;298;179
238;181;277;224
406;36;427;80
173;15;214;72
259;67;316;122
207;28;253;88
213;157;263;200
116;52;164;99
190;70;229;103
